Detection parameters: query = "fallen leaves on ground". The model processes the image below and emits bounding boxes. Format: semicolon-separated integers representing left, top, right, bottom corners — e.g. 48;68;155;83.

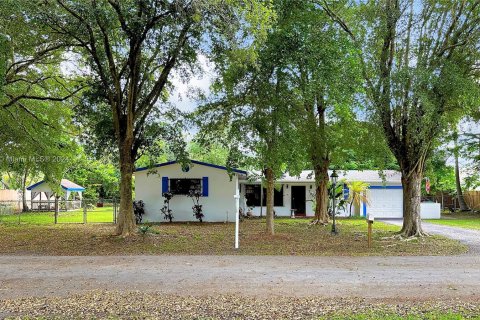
0;218;467;256
1;291;479;320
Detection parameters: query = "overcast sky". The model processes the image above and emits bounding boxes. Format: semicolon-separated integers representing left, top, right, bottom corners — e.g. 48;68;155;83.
169;54;215;113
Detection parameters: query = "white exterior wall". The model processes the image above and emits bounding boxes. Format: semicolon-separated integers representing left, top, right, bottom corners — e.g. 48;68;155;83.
420;202;441;219
240;182;417;220
135;163;239;222
240;182;316;217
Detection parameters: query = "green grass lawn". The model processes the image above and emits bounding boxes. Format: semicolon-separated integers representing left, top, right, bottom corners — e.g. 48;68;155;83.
0;217;466;256
0;206;115;224
324;312;480;320
426;213;480;230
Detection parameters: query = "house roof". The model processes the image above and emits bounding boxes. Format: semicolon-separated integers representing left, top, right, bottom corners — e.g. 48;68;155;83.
242;170;402;184
135;159;248;175
27;179;86;192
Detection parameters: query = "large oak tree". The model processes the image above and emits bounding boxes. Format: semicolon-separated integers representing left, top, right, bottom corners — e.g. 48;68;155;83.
321;0;480;236
36;0;273;236
0;0;80;206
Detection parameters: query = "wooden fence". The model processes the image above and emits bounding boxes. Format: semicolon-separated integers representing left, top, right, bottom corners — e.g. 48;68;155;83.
465;191;480;210
0;190;20;201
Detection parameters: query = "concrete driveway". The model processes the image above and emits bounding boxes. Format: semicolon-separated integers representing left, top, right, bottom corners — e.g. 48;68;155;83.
379;219;480;255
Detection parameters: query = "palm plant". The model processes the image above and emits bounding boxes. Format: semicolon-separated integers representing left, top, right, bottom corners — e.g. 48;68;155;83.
346;181;370;217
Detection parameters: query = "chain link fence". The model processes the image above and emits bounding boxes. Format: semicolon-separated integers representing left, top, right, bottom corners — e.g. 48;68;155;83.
0;199;119;225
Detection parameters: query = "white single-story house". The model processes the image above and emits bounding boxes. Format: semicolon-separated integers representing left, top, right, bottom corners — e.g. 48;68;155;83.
27;179;85;211
135;160;247;222
134;161;440;222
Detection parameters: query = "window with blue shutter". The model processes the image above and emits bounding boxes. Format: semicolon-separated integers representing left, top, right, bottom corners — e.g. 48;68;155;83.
162;177;169;194
202;177;209;197
343;184;349;200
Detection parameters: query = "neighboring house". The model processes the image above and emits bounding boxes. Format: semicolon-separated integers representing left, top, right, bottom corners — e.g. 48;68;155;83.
134;161;440;222
134;160;247;222
27;179;85;211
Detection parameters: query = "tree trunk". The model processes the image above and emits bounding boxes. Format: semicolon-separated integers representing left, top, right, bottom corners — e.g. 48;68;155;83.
314;161;329;224
455;150;470;211
399;171;426;237
265;167;275;235
21;167;29;212
115;140;136;237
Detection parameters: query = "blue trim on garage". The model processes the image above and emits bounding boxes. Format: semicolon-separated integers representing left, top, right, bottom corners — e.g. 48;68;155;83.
135;159;247;175
363;202;367;217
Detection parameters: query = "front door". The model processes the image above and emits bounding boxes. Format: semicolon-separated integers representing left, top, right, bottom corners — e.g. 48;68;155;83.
291;186;306;215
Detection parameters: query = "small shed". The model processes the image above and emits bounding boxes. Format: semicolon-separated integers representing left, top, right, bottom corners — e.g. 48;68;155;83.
27;179;85;211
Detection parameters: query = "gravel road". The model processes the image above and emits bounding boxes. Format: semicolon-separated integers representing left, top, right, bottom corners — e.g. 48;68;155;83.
1;255;479;301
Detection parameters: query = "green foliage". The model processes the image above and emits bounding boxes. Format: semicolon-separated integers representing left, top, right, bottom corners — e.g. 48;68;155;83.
187;142;229;166
0;0;81;189
64;151;120;199
349;0;480;172
138;222;159;236
424;151;456;194
278;0;365;169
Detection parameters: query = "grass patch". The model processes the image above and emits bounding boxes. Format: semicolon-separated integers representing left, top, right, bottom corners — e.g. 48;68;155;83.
324;311;480;320
0;218;466;256
426;212;480;230
0;206;115;224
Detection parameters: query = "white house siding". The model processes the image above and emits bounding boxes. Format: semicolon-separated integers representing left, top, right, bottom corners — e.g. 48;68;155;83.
240;182;316;217
239;182;405;219
135;163;239;222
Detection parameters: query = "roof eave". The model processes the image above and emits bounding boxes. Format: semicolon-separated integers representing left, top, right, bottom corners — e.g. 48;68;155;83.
135;159;247;175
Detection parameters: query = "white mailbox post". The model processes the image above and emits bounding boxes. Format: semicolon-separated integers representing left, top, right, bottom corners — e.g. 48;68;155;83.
234;194;240;249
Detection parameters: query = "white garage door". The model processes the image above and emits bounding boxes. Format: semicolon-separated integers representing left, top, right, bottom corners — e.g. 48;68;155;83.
365;188;403;218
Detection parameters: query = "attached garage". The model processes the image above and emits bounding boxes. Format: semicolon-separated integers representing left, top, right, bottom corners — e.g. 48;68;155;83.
364;186;403;219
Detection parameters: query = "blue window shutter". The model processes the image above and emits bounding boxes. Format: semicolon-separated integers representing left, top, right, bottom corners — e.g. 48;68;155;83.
343;184;349;200
162;177;169;194
202;177;209;197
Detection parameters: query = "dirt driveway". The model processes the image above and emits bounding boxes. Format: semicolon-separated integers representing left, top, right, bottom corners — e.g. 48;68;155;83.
1;255;479;301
